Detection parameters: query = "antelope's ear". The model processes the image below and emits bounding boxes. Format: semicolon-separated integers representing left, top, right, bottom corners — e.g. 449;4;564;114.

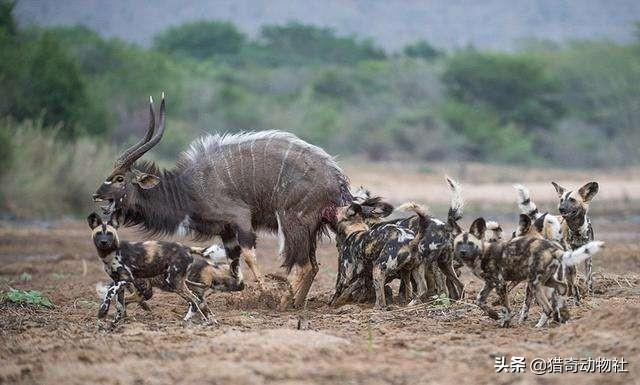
518;214;532;234
578;181;599;202
134;172;160;189
469;218;486;239
551;181;566;198
87;212;102;229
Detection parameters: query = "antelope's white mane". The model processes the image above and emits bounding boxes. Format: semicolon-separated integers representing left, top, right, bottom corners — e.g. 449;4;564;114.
182;130;342;172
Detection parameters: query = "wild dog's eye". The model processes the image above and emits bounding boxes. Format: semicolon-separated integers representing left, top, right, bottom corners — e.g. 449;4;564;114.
569;197;576;202
115;175;124;183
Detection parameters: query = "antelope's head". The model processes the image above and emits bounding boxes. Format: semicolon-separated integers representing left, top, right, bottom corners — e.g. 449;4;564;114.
93;95;167;221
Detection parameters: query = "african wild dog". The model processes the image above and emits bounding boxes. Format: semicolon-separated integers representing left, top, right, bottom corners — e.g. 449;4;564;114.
88;213;241;327
484;221;503;243
361;177;465;300
515;181;599;300
331;200;431;309
332;176;466;306
453;214;603;327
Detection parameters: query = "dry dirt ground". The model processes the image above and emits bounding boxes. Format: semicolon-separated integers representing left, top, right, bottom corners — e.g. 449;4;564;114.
1;165;639;385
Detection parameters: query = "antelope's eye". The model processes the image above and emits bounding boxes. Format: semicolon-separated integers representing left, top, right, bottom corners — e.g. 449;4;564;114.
115;175;124;183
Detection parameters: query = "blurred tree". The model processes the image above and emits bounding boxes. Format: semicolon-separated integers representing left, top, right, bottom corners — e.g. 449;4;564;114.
403;40;442;60
259;22;386;66
0;0;16;36
442;51;564;129
154;20;245;59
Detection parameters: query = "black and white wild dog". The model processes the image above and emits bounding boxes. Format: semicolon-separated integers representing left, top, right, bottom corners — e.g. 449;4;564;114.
88;213;242;327
453;214;603;327
332;177;466;306
515;181;599;301
331;200;431;309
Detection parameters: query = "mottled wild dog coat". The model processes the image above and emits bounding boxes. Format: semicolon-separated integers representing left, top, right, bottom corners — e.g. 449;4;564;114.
93;95;351;309
332;201;430;309
88;213;238;326
453;214;603;327
515;181;599;300
345;177;466;301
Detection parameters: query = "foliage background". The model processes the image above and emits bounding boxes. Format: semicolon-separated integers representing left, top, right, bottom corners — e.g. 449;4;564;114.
1;2;639;218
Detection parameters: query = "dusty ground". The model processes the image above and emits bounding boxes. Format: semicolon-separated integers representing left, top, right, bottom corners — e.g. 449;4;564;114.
1;165;639;384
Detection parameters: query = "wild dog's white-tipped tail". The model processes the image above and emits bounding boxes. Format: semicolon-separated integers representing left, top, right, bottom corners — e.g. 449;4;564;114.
351;186;371;204
445;175;463;222
396;201;428;218
485;221;501;231
95;282;109;301
514;184;540;219
563;241;604;267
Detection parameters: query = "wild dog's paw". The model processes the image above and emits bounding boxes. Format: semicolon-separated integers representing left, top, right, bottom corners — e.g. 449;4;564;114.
97;303;109;319
498;308;511;328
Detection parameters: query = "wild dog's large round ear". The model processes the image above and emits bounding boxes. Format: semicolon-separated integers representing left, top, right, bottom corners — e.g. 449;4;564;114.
346;203;363;217
518;214;532;233
361;198;394;218
450;221;463;236
578;181;599;202
87;212;102;229
551;181;566;198
469;217;486;239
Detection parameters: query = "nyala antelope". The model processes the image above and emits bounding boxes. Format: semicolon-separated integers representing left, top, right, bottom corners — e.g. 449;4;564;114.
88;213;242;327
515;181;599;301
454;214;603;327
92;94;351;309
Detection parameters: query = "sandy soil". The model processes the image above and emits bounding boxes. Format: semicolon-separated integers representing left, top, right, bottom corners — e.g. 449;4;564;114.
1;166;639;385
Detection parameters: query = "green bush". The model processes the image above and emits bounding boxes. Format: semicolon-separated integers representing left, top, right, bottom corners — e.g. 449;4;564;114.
2;289;54;308
258;22;386;66
442;50;564;129
403;40;443;61
0;119;115;218
154;20;245;59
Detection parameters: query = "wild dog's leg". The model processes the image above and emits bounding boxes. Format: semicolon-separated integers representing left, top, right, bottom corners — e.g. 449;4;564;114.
408;264;428;306
401;270;413;305
424;263;438;297
476;282;500;320
237;229;265;291
99;281;128;319
125;279;152;311
495;277;511;327
585;257;594;296
533;283;554;326
98;281;116;318
565;265;581;304
535;312;549;328
518;283;535;324
372;265;387;310
112;284;127;325
438;258;464;300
